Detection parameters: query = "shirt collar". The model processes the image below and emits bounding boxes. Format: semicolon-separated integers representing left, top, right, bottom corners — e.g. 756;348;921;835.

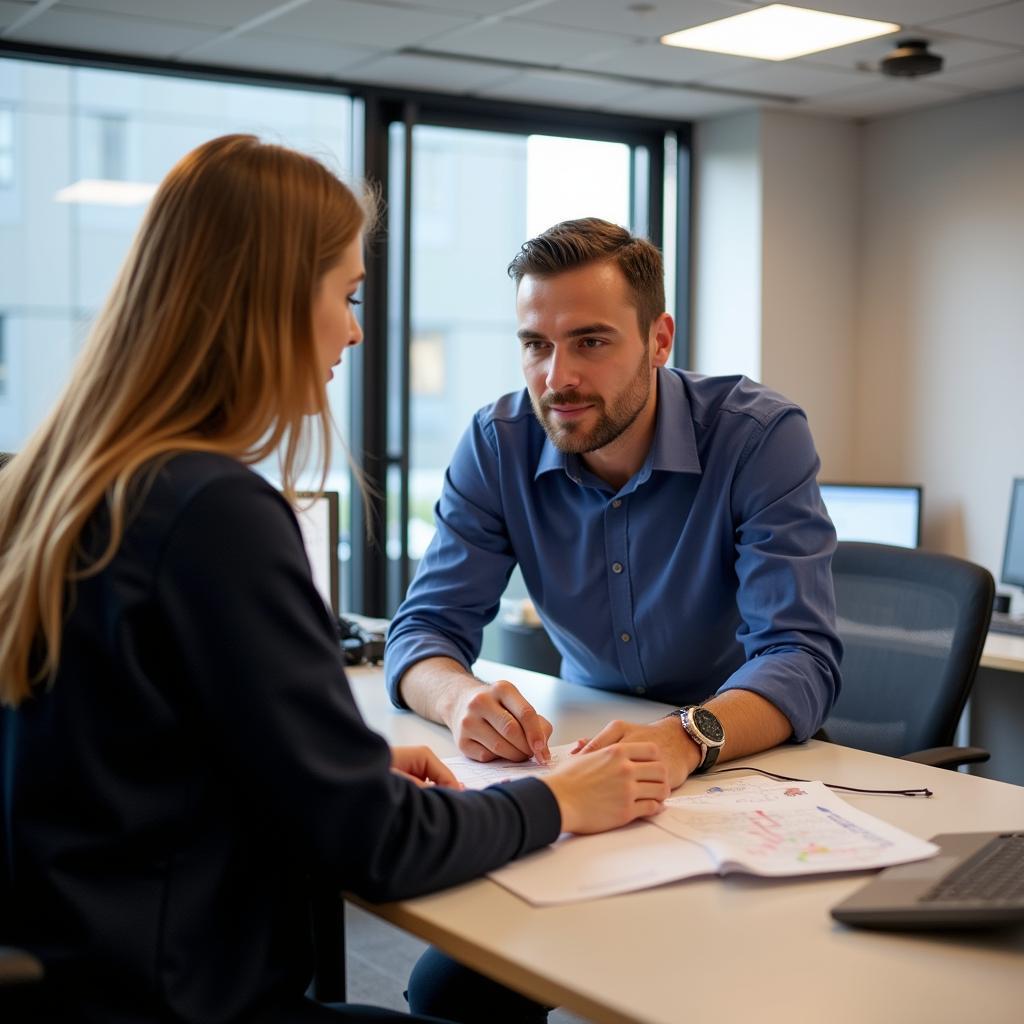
533;367;703;483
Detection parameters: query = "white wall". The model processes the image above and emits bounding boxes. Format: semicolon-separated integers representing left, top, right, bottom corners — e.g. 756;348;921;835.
692;109;861;477
856;89;1024;595
760;110;860;478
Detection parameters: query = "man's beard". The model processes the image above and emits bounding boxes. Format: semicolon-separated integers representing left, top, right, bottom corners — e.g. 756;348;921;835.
532;347;652;455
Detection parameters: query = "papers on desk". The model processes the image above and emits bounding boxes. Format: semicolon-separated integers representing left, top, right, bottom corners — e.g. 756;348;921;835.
443;755;939;906
442;743;574;789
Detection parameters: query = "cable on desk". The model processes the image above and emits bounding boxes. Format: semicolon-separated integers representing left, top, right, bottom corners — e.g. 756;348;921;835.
707;765;933;798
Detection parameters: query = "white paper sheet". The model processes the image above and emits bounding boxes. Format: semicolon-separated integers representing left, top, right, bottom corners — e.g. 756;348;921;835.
440;761;938;905
443;742;576;789
488;819;714;905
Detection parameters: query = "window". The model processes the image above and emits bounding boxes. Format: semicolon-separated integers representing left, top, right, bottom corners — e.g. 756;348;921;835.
0;106;12;187
0;315;7;397
0;54;357;601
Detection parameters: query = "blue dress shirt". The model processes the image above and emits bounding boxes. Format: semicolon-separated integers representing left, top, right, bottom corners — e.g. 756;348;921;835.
386;368;842;741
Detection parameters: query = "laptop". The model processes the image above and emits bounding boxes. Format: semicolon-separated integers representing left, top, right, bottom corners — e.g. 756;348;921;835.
831;832;1024;929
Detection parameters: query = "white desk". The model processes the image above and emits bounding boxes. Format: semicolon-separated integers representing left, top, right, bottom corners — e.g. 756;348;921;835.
349;661;1024;1024
981;630;1024;673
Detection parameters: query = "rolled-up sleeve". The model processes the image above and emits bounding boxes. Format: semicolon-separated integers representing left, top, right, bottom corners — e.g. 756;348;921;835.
718;409;843;740
385;412;517;707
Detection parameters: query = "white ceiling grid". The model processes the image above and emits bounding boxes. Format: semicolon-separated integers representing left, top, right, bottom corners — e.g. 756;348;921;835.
0;0;1021;120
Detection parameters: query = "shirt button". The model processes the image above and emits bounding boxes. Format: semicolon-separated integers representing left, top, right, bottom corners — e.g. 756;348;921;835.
620;632;631;643
612;562;623;574
636;686;646;695
611;499;622;509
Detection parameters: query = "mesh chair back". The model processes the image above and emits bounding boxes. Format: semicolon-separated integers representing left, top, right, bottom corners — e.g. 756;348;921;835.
824;542;994;757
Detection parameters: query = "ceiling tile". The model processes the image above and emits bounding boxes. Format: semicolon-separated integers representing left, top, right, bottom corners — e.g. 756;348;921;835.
601;84;762;120
797;27;1020;74
931;52;1024;92
393;0;536;11
268;0;473;50
802;78;978;119
475;69;645;108
338;52;516;93
783;1;1010;26
422;17;615;64
58;0;289;30
0;1;33;33
185;29;378;77
570;39;752;84
931;1;1024;47
521;0;746;42
698;60;869;99
4;8;216;57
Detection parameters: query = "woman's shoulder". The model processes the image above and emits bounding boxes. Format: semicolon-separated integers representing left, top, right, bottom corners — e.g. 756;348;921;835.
150;451;279;511
126;452;290;561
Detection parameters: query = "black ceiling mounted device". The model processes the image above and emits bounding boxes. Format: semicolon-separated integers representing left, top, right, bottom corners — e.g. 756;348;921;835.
880;38;944;78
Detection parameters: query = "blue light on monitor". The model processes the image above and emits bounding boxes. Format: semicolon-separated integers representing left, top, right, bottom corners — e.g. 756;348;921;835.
819;483;922;549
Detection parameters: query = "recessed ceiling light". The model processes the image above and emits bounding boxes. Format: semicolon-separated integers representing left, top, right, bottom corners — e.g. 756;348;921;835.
54;179;157;206
660;4;899;62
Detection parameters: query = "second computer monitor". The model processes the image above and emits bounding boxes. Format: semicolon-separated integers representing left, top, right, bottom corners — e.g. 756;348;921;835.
1000;478;1024;588
819;483;922;549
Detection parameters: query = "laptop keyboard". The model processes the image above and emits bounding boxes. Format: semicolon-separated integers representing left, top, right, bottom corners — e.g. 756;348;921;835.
989;612;1024;637
922;833;1024;904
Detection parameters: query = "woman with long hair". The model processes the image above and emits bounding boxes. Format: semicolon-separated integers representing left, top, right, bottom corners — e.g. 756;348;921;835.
0;134;668;1023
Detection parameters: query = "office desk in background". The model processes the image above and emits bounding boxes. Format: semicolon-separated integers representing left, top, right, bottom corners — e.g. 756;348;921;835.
973;631;1024;786
348;661;1024;1024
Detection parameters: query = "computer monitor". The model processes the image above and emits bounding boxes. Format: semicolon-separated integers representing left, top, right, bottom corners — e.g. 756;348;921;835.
1000;478;1024;588
294;491;340;615
819;483;922;549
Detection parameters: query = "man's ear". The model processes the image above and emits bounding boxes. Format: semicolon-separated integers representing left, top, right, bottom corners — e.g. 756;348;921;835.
649;313;674;368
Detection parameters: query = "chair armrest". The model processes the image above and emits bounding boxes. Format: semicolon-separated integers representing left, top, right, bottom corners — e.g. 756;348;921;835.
900;746;991;769
0;947;44;986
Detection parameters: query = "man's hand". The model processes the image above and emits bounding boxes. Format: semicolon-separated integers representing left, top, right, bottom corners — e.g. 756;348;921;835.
447;679;553;764
390;745;463;788
577;716;701;789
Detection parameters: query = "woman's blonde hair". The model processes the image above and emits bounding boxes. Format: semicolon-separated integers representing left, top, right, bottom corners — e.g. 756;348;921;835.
0;133;368;706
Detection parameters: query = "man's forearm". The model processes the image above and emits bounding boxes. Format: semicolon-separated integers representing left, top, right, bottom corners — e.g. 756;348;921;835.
398;656;483;729
703;689;793;763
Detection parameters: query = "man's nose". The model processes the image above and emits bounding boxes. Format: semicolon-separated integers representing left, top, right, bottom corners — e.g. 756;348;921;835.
545;348;580;393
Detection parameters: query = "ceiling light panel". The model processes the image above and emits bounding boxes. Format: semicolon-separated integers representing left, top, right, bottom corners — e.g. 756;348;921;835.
660;4;899;62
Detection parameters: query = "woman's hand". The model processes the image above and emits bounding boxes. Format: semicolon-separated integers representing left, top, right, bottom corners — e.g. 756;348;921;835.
390;745;464;789
542;742;670;834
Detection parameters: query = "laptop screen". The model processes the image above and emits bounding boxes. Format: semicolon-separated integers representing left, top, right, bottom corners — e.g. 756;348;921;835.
294;491;340;615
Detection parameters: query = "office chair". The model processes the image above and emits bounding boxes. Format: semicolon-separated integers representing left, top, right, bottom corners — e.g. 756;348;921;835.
820;541;994;769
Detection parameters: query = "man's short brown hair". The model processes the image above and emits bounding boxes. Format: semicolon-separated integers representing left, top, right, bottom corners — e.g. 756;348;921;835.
507;218;665;336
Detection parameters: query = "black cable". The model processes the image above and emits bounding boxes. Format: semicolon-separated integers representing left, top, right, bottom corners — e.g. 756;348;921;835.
707;765;933;798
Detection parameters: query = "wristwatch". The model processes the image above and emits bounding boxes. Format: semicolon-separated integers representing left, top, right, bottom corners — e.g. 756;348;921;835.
671;705;725;773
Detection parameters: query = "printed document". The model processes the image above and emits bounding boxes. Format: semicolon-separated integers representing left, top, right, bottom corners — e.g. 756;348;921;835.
443;754;938;906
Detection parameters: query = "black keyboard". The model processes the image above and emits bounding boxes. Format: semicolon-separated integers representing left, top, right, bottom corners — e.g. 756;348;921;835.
989;612;1024;637
922;833;1024;904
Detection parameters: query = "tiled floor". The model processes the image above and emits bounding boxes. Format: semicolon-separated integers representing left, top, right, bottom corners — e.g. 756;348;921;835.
345;903;590;1024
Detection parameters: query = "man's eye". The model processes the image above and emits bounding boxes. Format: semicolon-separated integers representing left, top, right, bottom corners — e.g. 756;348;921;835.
580;338;604;349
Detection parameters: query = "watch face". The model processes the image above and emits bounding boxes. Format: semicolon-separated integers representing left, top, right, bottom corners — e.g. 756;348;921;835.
693;708;724;744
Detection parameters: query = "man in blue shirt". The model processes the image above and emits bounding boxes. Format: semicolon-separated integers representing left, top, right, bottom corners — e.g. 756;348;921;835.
386;218;841;796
